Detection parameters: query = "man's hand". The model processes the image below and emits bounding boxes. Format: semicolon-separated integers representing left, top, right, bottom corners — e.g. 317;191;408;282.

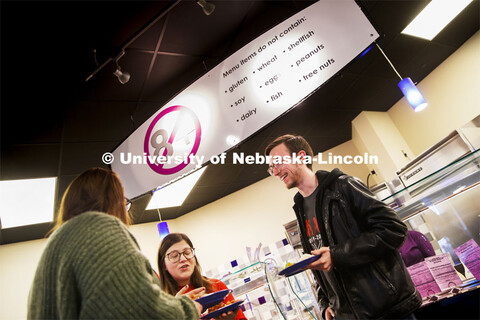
306;247;333;272
325;306;335;320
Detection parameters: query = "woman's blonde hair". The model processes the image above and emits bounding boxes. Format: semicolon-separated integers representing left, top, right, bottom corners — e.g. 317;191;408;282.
50;167;130;234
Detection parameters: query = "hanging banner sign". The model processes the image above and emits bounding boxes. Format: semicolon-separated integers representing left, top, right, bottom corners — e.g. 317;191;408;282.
112;0;379;198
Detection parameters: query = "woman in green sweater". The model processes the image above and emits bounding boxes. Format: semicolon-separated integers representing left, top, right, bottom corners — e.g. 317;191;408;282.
28;167;201;319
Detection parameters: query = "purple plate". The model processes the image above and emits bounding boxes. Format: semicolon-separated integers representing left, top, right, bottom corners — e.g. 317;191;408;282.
195;289;231;311
201;300;244;319
278;255;321;277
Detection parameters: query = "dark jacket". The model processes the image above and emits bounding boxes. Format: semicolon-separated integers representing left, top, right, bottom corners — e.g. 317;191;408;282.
293;169;422;319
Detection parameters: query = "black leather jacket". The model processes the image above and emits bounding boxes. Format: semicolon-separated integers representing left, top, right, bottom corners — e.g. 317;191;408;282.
293;170;422;319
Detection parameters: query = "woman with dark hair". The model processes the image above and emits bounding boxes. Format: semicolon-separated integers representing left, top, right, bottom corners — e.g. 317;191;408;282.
158;233;247;320
28;167;201;319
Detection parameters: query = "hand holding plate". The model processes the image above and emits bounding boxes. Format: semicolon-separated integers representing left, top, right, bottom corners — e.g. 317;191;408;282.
214;307;239;320
278;255;321;277
307;247;332;272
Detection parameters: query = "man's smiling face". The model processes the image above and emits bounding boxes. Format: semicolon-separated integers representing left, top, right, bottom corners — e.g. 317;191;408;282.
268;143;302;189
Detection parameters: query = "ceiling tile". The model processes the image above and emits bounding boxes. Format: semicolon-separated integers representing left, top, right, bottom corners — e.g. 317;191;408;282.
407;43;458;83
60;142;116;176
160;1;254;56
62;101;135;143
0;145;60;180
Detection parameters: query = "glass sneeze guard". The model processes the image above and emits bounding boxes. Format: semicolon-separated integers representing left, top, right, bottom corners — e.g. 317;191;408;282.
382;149;480;268
382;149;480;220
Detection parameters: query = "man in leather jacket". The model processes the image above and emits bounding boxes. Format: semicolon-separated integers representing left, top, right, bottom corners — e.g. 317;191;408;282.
265;135;422;320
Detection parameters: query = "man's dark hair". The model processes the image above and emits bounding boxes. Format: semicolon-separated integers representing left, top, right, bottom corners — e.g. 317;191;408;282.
265;134;314;170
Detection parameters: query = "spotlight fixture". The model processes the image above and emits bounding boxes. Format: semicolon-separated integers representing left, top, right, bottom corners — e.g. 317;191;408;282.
113;65;131;84
375;43;427;112
113;50;130;85
196;0;215;16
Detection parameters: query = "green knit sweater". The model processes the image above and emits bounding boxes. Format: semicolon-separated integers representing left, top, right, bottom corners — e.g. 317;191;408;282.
28;211;198;319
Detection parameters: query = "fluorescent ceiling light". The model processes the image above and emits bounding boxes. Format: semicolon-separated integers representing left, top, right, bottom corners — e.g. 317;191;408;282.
402;0;473;40
0;177;56;228
146;166;207;209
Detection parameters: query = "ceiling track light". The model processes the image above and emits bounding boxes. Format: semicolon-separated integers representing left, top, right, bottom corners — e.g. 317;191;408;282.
113;50;131;84
196;0;215;16
375;43;427;112
85;0;182;82
113;65;130;85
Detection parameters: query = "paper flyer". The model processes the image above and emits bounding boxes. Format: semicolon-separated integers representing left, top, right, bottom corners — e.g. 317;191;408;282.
454;239;480;280
425;253;463;290
407;261;442;298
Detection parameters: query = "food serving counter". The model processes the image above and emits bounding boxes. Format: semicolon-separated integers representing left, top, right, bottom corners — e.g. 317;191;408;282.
382;149;480;319
203;148;480;319
415;278;479;319
205;239;322;320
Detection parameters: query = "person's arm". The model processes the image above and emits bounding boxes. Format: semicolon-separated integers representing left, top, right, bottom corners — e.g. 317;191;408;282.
329;176;407;269
83;253;199;319
177;284;207;300
77;218;199;319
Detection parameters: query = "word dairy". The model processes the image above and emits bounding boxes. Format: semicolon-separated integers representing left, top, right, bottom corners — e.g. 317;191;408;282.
240;108;257;121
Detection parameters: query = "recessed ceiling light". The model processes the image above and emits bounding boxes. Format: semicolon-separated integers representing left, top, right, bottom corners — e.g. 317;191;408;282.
402;0;473;40
146;166;207;209
0;177;56;228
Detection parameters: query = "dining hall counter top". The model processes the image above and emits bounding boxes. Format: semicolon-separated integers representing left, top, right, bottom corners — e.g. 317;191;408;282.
415;278;479;319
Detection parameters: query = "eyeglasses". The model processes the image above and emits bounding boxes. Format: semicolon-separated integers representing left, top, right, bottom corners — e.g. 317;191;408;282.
166;247;195;263
267;163;283;176
125;198;132;211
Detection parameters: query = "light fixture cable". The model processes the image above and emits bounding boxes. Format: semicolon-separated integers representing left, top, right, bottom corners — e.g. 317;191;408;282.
375;43;402;81
153;190;162;222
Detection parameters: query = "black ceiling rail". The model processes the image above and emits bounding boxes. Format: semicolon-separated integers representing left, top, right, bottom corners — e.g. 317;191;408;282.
85;0;183;82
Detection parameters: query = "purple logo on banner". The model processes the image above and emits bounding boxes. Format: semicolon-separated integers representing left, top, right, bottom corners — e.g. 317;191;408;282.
144;105;202;175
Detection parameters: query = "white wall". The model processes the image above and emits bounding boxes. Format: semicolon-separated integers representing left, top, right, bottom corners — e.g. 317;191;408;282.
0;239;46;320
352;111;414;182
1;31;478;320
